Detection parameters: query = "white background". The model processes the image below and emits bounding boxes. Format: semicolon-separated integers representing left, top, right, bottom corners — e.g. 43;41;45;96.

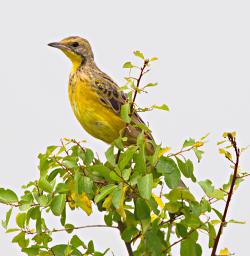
0;1;249;255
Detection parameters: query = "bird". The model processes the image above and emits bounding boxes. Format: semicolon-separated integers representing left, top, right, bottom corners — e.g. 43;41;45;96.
48;36;154;154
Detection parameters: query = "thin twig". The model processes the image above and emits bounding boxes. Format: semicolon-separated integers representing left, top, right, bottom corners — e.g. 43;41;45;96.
167;145;197;158
60;139;69;156
24;224;118;235
0;201;40;208
71;139;86;153
211;134;240;256
52;157;73;176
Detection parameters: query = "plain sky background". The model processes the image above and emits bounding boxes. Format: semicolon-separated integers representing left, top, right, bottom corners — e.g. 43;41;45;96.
0;0;249;255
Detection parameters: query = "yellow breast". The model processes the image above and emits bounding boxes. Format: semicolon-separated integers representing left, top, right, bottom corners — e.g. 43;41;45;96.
68;72;125;144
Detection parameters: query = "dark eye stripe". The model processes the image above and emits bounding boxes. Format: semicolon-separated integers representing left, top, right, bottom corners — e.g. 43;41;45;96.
71;42;79;47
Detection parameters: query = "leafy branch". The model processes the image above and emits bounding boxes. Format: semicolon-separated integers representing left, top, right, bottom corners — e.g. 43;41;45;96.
211;133;241;256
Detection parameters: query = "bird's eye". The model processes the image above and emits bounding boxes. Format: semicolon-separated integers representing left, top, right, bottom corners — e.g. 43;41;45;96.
71;42;79;48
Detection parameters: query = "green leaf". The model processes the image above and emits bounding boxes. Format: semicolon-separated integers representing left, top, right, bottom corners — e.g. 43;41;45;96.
199;179;214;196
228;219;246;224
156;157;181;189
38;154;50;177
183;138;195;148
55;183;70;194
143;82;158;89
122;168;131;181
82;177;94;199
35;213;42;234
176;223;187;237
109;170;122;182
32;233;52;246
122;226;138;242
22;246;40;255
16;212;26;228
85;240;95;254
182;215;201;229
166;187;196;202
46;145;58;155
135;198;150;220
12;231;29;248
176;157;195;181
137;174;153;200
208;223;216;248
105;146;116;166
65;223;74;233
186;160;196;182
145;220;165;255
123;62;134;69
27;206;40;220
88;165;111;181
48;168;62;182
38;177;53;193
112;185;123;209
63;156;78;169
134;145;146;174
84;148;94;165
1;208;12;229
212;189;225;200
200;197;211;213
120;103;131;123
193;148;204;162
6;228;19;233
133;50;144;59
60;207;66;226
180;239;201;256
151;104;169;111
94;184;117;204
104;212;113;226
195;243;202;256
198;180;224;199
74;170;82;195
51;244;82;256
118;146;137;170
0;188;18;203
51;194;66;216
20;192;34;204
70;235;87;249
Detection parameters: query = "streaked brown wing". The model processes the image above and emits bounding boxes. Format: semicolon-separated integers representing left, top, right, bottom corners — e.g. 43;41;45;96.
93;70;154;144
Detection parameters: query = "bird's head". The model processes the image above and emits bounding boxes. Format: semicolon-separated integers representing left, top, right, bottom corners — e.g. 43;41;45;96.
48;36;94;70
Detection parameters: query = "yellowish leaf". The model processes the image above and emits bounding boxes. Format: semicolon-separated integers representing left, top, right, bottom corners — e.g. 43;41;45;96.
231;131;237;137
219;248;230;256
200;133;210;141
67;194;76;209
151;213;158;222
152;193;164;209
193;141;204;147
103;194;112;209
71;192;92;216
159;147;171;157
222;132;229;138
219;148;226;155
116;186;128;219
210;219;221;225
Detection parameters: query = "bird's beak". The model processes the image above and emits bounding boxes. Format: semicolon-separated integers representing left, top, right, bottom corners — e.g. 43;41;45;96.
48;42;69;50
